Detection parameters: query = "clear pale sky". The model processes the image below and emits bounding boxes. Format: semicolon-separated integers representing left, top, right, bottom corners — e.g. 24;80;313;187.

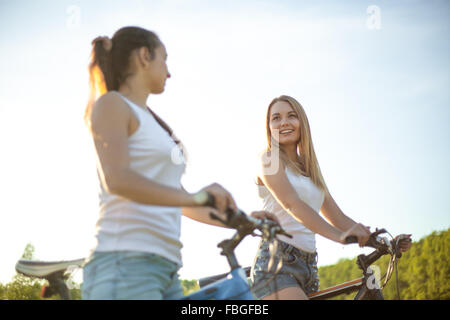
1;0;449;285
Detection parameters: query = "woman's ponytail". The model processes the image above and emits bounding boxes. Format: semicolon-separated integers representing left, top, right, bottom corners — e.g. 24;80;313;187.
85;37;114;127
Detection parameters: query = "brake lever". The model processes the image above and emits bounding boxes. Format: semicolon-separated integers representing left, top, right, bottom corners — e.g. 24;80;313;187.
373;228;387;237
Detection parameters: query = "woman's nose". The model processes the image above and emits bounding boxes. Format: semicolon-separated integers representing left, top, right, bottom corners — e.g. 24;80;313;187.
280;118;289;127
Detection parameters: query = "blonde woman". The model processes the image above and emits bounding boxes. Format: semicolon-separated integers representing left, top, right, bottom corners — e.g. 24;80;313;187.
250;95;373;300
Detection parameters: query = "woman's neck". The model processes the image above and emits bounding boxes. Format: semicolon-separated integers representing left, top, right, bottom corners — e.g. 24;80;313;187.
118;76;150;109
281;144;299;163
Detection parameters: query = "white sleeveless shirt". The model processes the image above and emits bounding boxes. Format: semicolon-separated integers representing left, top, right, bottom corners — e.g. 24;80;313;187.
91;92;186;266
258;167;325;253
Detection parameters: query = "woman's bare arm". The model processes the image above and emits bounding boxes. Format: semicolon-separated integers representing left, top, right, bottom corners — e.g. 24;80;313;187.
182;206;229;227
259;158;343;244
320;192;359;232
90;92;196;207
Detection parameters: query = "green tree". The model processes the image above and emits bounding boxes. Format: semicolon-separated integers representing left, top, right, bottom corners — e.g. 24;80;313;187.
1;243;45;300
181;279;200;296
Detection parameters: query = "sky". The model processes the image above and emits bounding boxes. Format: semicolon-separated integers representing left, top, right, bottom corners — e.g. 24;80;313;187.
0;0;449;286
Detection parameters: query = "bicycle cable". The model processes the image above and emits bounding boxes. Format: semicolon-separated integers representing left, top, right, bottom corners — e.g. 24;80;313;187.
381;231;401;300
392;234;402;300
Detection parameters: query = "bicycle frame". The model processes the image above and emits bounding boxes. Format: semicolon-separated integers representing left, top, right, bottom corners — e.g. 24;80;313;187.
184;267;254;300
198;229;401;300
198;266;384;300
14;209;283;300
15;259;256;300
307;252;386;300
16;217;404;300
308;276;384;300
184;213;275;300
309;230;404;300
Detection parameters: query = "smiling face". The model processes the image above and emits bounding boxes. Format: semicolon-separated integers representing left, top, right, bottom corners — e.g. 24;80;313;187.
269;100;301;147
263;95;328;193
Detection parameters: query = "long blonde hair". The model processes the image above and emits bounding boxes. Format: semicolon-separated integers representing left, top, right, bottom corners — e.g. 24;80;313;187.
264;95;328;194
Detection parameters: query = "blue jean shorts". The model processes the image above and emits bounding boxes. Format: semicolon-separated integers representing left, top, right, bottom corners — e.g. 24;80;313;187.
82;251;184;300
250;240;319;299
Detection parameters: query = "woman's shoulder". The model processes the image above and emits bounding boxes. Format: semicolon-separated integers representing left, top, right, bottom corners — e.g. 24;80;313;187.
95;91;125;107
90;91;131;126
92;91;129;114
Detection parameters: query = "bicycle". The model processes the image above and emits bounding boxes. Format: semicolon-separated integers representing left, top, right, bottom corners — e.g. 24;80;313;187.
14;207;290;300
199;228;412;300
15;207;411;300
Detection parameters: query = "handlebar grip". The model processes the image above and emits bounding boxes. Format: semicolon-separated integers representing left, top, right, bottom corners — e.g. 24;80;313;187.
204;192;216;208
344;236;358;244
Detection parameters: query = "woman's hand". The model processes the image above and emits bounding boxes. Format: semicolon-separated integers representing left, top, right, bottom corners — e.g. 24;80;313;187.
340;223;371;247
198;183;237;213
250;210;280;224
395;234;412;252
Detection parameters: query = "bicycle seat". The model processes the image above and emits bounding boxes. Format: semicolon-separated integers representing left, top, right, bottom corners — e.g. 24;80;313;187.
15;258;85;278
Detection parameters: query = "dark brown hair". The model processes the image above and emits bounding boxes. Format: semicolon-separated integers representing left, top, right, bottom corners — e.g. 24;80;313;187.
85;26;183;152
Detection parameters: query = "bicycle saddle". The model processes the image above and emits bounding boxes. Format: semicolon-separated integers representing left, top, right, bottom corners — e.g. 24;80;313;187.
15;258;85;278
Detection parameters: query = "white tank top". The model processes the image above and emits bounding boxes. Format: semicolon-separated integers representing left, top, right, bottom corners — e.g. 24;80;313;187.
258;167;325;253
91;92;186;266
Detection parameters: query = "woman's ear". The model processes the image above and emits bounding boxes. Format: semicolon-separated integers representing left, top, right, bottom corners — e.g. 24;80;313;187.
137;47;151;68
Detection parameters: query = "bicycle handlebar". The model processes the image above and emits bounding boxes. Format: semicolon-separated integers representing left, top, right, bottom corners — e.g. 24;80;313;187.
205;191;291;240
210;207;292;241
345;228;411;257
345;229;412;298
345;229;392;247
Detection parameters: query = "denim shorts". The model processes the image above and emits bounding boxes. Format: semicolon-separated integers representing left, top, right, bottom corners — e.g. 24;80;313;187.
82;251;184;300
250;240;319;299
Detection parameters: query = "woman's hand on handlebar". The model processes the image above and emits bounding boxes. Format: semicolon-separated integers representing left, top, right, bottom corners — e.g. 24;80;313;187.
340;223;371;247
250;211;280;225
197;183;237;213
395;234;412;252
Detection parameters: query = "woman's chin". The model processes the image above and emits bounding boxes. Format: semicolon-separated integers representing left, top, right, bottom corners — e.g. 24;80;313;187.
278;137;298;146
151;87;165;94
